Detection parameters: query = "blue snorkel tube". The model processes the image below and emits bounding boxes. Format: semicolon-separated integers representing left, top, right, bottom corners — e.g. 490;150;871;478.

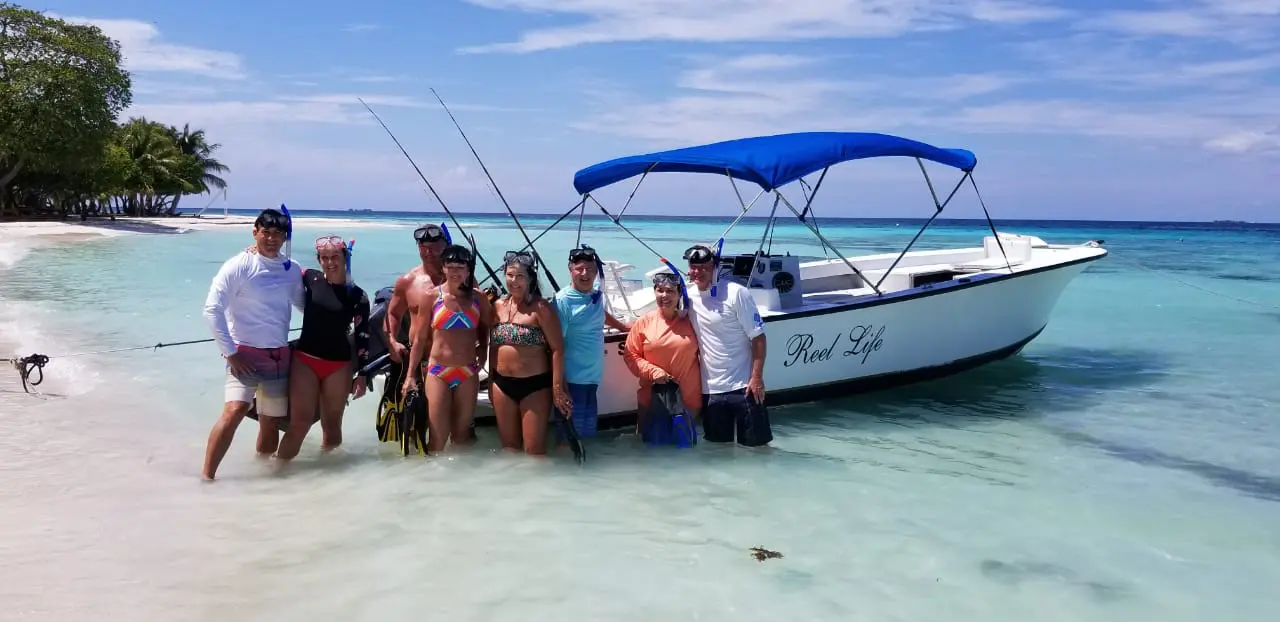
580;243;606;305
440;222;453;245
280;203;294;271
710;237;724;298
345;238;356;287
658;257;693;315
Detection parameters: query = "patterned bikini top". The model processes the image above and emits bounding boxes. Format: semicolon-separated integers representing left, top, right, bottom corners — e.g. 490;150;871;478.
431;295;480;331
492;322;546;347
491;303;547;347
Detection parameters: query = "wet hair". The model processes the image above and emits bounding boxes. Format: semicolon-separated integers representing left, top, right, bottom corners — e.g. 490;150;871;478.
441;244;476;299
254;208;290;233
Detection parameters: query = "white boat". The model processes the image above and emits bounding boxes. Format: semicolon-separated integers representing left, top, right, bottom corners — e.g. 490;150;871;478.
464;131;1107;428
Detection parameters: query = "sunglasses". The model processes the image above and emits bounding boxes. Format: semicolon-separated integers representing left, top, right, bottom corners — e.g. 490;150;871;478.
568;247;598;263
414;225;445;243
504;250;536;266
315;235;346;251
683;245;716;264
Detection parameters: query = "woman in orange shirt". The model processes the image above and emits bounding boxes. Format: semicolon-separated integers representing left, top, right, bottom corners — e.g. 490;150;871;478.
623;272;703;425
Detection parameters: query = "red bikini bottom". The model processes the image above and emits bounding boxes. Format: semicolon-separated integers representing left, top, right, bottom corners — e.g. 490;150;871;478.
296;351;348;381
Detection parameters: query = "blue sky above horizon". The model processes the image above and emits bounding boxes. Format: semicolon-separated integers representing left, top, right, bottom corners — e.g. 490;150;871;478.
29;0;1280;222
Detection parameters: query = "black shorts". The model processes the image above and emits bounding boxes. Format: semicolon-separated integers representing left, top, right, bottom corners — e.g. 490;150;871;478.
702;390;772;447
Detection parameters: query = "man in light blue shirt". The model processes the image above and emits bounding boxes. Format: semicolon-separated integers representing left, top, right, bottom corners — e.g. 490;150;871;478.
552;245;629;438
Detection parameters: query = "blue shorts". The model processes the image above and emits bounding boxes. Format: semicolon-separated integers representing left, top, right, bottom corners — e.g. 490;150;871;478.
702;390;772;447
556;383;598;440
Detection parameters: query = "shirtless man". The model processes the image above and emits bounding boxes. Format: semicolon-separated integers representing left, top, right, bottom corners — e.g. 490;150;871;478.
380;223;449;438
385;223;448;367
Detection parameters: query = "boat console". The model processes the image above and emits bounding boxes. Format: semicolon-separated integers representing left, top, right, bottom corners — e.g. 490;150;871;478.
716;252;803;311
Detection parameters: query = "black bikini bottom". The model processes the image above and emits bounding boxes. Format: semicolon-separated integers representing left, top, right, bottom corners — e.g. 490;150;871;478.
490;370;552;402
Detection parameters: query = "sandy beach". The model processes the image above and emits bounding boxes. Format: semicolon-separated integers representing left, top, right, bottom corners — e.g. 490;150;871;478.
0;214;398;237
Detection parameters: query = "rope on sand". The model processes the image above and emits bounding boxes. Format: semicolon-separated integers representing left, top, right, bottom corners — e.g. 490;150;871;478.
5;329;302;395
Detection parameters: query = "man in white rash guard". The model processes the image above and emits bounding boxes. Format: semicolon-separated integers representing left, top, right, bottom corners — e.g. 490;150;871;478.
201;208;305;480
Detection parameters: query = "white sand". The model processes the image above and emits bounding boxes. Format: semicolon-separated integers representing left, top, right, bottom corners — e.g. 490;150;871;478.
0;215;406;263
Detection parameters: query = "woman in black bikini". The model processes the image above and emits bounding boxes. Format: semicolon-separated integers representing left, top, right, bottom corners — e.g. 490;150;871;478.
488;251;570;455
276;235;371;460
403;244;492;452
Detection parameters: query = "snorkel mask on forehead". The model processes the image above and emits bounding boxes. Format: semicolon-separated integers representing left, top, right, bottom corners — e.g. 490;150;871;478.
655;261;692;313
683;242;725;298
570;244;605;304
254;206;294;270
414;222;452;245
504;250;536;268
442;244;473;265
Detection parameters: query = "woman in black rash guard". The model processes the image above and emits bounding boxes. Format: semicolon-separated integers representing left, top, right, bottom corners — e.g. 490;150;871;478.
276;235;371;459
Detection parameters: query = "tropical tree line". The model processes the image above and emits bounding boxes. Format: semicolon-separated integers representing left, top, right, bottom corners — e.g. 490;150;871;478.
0;3;228;219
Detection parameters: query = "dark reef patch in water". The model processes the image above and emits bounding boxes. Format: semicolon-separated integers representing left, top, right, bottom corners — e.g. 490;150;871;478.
979;559;1132;603
1048;427;1280;503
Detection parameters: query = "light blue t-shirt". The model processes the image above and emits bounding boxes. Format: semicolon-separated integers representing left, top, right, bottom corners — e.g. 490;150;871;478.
553;285;604;385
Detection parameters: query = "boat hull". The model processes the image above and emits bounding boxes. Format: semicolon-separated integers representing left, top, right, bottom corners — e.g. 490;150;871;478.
468;252;1098;429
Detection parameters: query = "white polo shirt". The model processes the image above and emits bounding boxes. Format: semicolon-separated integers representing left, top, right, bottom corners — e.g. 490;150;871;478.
686;278;766;394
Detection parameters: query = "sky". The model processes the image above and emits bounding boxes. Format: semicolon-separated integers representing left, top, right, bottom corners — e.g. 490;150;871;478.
27;0;1280;222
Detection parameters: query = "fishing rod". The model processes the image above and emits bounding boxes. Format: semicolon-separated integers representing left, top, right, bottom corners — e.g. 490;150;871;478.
7;328;303;394
429;88;562;292
475;197;587;289
356;97;507;295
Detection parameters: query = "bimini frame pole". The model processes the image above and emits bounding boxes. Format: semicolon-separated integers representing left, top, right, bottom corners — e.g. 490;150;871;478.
774;191;882;296
587;194;674;262
717;172;767;242
873;160;971;291
797;169;830;258
969;174;1014;272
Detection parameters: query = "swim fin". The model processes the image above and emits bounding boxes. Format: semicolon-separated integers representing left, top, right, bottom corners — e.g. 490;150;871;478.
644;382;696;448
557;413;586;464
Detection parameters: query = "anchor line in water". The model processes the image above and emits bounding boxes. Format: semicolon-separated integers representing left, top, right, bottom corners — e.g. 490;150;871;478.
5;328;303;395
429;88;561;292
1117;256;1280;311
356;97;507;296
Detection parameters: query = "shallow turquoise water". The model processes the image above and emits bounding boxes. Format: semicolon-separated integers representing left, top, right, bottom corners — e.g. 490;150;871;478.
2;213;1278;621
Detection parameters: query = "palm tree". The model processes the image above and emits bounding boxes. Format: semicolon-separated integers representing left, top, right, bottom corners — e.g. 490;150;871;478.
117;117;188;215
167;123;229;215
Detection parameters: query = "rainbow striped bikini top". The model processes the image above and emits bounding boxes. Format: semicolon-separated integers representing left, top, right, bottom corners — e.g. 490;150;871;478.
431;295;480;331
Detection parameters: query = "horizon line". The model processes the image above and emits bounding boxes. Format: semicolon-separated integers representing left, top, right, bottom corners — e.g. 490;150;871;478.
203;207;1279;227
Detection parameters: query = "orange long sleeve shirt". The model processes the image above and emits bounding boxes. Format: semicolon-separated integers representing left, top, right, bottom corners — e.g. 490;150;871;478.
623;309;703;416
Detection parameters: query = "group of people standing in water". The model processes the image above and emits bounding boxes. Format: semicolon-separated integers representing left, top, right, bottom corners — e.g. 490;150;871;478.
198;208;772;481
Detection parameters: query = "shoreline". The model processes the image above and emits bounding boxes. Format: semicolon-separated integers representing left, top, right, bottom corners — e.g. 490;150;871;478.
0;214;406;252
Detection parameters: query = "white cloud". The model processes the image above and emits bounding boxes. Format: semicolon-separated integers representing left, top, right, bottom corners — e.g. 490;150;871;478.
350;74;409;83
342;23;380;33
458;0;1068;53
573;51;1280;158
51;15;245;79
1078;0;1280;42
1204;127;1280;153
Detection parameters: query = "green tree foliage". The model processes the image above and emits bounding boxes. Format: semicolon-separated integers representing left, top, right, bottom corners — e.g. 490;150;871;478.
0;3;229;219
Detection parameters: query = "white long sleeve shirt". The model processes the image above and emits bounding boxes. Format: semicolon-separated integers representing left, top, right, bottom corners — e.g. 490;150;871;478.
203;251;305;357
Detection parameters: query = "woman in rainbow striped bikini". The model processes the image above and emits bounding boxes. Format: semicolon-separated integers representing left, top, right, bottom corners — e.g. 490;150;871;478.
404;244;493;453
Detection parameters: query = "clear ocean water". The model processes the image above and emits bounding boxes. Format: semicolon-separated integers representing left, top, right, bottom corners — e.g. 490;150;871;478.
2;210;1278;621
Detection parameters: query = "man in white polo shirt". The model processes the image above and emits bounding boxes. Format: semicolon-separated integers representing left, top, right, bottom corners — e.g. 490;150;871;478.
201;208;305;480
683;244;772;447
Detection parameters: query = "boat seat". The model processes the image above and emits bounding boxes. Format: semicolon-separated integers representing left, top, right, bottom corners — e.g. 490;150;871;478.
951;235;1033;271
